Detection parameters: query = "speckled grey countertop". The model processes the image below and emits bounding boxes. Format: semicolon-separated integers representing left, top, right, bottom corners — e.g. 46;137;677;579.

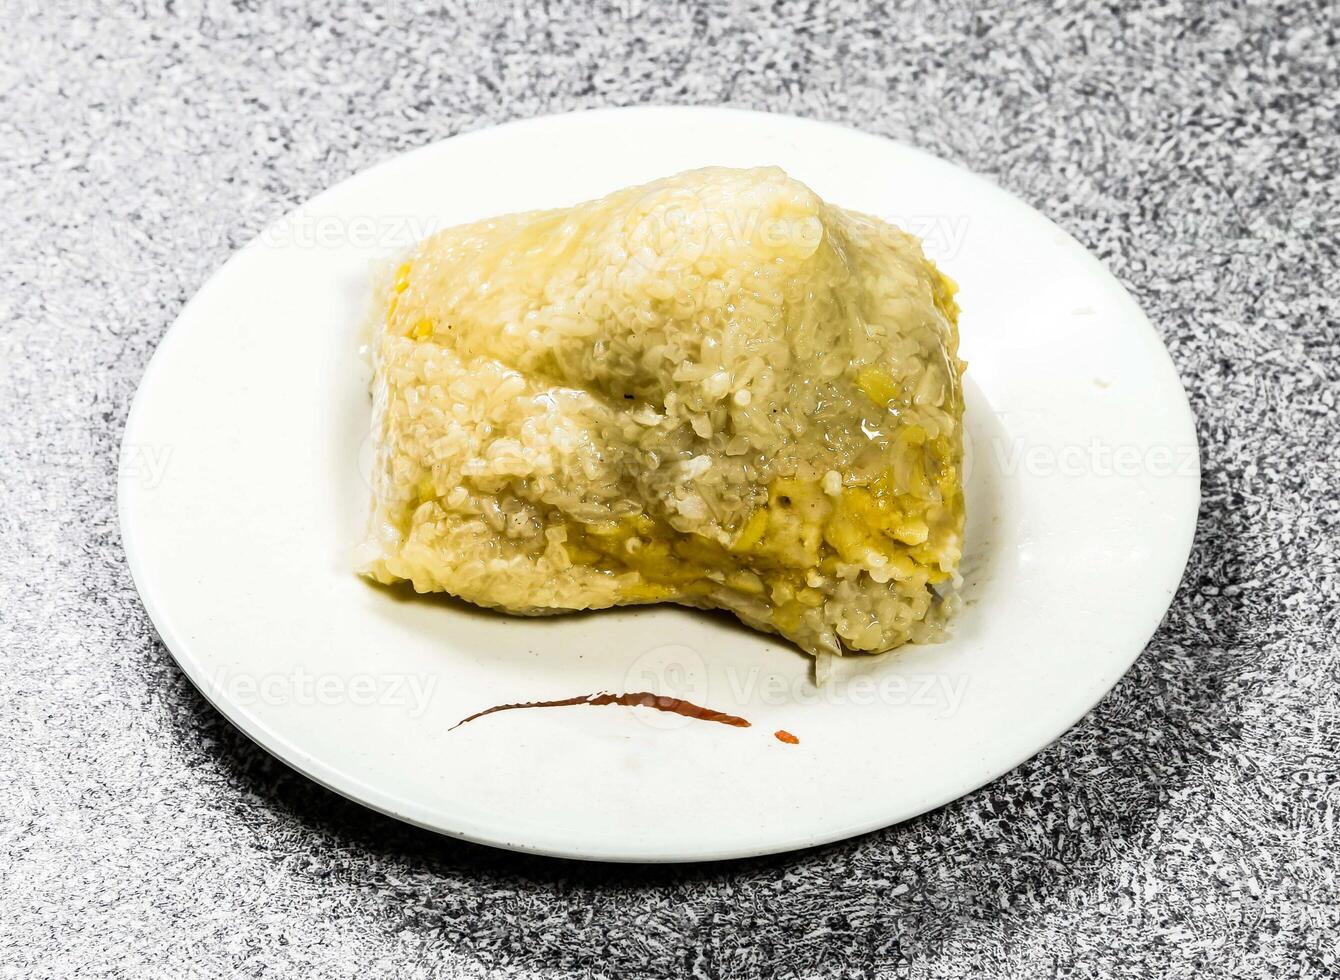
3;1;1338;977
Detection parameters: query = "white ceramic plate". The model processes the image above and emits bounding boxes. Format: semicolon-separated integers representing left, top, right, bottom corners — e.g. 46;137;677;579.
120;107;1199;862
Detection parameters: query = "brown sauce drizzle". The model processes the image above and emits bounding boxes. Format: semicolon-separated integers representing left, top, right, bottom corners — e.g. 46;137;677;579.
449;691;751;732
774;730;800;745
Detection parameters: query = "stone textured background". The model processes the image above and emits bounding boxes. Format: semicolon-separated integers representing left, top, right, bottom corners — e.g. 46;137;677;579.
2;1;1337;976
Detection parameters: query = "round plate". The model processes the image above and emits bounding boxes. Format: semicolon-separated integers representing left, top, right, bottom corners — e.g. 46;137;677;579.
120;107;1199;862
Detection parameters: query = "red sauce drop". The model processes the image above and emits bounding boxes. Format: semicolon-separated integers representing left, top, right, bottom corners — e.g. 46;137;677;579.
449;691;751;731
774;730;800;744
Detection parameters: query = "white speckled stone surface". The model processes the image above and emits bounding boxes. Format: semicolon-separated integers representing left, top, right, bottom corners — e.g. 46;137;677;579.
2;1;1337;977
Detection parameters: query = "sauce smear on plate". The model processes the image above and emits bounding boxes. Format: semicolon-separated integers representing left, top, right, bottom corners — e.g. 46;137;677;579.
449;692;751;731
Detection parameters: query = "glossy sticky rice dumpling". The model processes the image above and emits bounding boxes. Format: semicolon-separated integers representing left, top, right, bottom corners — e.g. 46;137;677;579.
357;167;965;666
